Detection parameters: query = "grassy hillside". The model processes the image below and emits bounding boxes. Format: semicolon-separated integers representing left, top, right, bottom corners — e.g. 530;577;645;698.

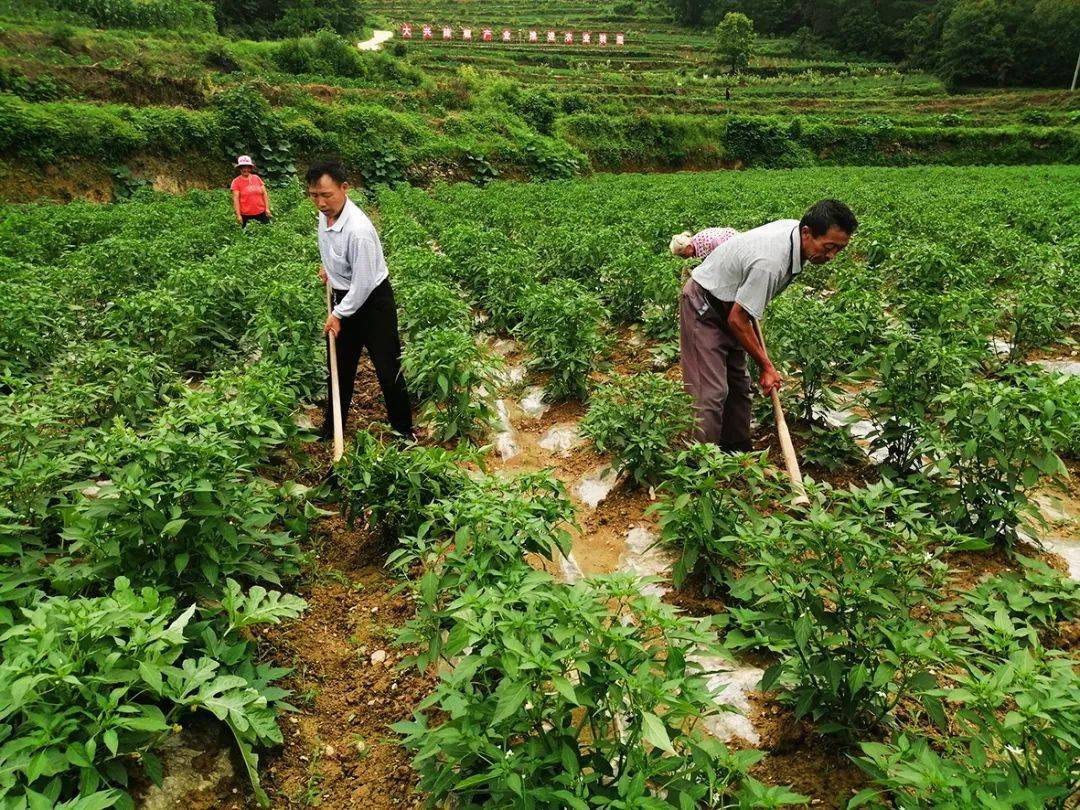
0;0;1076;200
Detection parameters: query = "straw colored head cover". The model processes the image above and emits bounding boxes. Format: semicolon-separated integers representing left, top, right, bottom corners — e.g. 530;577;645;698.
669;231;693;255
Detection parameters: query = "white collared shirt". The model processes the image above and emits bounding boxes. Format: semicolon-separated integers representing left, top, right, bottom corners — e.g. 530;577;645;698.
690;219;805;320
318;197;389;318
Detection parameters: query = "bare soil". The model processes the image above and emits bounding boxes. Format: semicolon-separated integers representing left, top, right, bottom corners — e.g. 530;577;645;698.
257;358;433;808
257;519;435;809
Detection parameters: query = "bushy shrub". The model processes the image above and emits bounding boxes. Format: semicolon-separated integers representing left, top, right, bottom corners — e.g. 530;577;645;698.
336;431;472;538
47;341;179;426
211;85;294;182
650;447;781;588
513;89;559;135
391;473;576;617
0;577;300;806
395;573;802;808
722;117;799;167
933;378;1067;547
62;428;307;595
1004;257;1078;359
394;278;471;339
854;648;1080;809
517;280;608;401
597;251;680;325
0;268;69;378
862;329;980;476
274;29;365;78
733;483;952;739
581;373;694;487
99;290;202;370
52;0;215;30
215;0;362;37
767;292;852;422
400;327;502;442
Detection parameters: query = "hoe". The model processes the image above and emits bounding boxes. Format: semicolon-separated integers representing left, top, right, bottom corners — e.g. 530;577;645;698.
326;281;345;463
755;321;809;506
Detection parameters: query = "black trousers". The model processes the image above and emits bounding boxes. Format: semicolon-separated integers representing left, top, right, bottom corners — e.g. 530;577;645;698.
325;279;413;438
241;212;271;227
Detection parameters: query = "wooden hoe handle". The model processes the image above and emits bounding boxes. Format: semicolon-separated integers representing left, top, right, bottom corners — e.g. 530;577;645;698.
753;320;809;506
770;389;809;506
326;283;345;463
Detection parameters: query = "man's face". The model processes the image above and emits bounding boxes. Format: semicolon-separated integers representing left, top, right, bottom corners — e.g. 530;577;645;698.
800;225;851;265
307;175;349;217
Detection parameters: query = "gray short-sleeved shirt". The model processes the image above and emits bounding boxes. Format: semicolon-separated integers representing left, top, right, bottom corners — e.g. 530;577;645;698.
690;219;804;320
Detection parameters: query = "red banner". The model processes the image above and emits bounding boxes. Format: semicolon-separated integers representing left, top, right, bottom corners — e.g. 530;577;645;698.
396;25;626;44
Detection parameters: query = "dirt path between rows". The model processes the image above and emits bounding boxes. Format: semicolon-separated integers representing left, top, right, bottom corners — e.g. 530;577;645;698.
256;361;432;809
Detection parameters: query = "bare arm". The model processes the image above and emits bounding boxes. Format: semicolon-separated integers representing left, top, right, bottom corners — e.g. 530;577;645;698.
262;186;271;216
726;302;782;394
231;189;242;221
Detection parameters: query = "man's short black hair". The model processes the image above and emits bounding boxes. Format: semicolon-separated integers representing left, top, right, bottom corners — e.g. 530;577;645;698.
801;199;858;237
305;160;348;187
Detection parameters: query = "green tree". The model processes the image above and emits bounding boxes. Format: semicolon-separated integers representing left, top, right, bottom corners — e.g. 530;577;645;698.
664;0;719;26
213;0;363;38
938;0;1016;86
1030;0;1080;84
715;12;757;72
792;25;815;56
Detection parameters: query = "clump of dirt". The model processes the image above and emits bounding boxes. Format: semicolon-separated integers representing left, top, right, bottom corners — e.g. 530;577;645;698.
750;747;868;808
943;544;1029;595
604;324;660;378
662;570;728;618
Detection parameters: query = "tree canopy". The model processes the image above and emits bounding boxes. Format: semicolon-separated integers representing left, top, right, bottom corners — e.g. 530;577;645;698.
714;12;757;72
663;0;1080;87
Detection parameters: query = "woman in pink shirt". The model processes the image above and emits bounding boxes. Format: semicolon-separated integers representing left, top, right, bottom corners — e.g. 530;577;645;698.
669;227;739;259
231;155;272;227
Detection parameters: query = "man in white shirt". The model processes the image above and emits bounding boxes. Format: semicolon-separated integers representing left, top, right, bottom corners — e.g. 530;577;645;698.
679;199;857;449
307;161;413;440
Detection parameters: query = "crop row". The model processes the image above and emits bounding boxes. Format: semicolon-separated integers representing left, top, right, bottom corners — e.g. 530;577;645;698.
326;165;1080;806
2;165;1078;807
0;190;328;807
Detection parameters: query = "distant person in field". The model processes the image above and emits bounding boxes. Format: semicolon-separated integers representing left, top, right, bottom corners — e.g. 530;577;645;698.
669;227;739;259
306;160;413;441
231;155;272;226
679;200;857;449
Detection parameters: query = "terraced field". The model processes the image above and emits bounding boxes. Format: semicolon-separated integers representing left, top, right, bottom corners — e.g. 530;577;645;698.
2;0;1077;201
371;0;1078;125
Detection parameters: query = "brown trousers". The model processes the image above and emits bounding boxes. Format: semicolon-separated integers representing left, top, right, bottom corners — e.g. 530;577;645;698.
678;279;753;450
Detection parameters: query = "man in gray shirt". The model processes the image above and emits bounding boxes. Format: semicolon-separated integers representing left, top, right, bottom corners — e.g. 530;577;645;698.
308;160;413;440
679;199;857;449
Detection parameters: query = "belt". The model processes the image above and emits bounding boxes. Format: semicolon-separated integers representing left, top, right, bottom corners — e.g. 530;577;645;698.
703;288;734;318
330;278;391;305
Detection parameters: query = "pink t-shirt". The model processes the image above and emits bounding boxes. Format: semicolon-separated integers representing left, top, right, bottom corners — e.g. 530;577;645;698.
231;173;266;216
692;227;738;258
